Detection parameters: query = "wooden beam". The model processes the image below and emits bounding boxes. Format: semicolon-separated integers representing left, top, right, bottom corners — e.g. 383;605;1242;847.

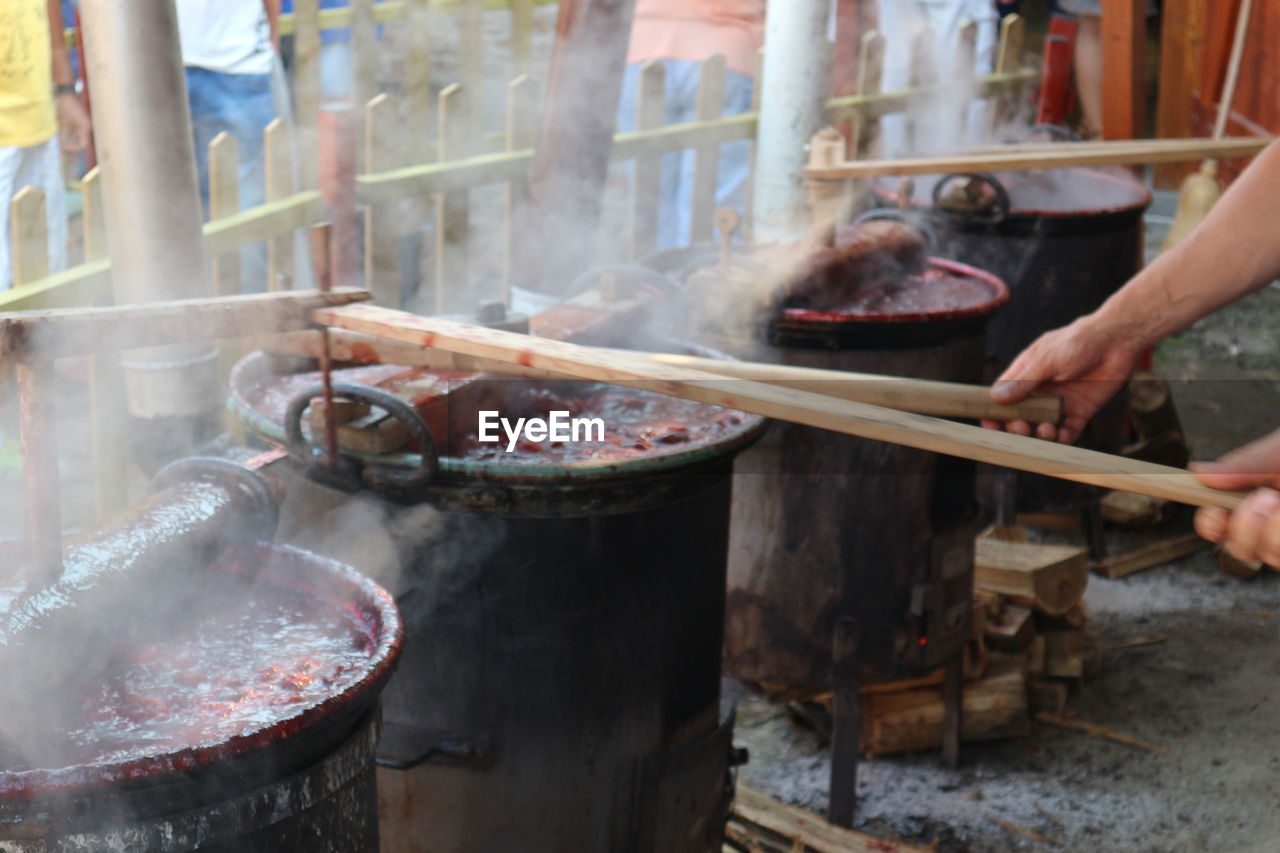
804;136;1273;180
0;289;371;362
1154;0;1208;186
975;538;1089;616
1094;532;1209;579
311;304;1249;511
1101;0;1147;140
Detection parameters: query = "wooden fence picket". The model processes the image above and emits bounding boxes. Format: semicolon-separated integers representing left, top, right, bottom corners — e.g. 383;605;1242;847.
503;75;535;303
351;0;378;112
364;93;402;306
851;32;885;158
434;83;471;313
293;0;322;188
689;54;727;246
10;187;48;286
629;60;665;260
208;132;242;297
264;119;296;291
990;13;1026;136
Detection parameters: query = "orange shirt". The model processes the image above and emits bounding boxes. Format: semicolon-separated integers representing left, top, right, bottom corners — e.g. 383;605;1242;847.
0;0;57;148
627;0;766;78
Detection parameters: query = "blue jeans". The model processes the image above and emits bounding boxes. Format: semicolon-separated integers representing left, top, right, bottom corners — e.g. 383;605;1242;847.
186;66;277;213
616;59;754;250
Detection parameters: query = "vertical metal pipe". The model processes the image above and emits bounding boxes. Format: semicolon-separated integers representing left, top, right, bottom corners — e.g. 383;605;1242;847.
79;0;222;463
752;0;833;243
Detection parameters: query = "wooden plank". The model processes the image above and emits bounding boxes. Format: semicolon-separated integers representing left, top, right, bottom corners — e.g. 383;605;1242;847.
0;289;371;362
81;167;106;264
202;191;328;257
1154;0;1207;186
1095;532;1209;579
989;13;1026;138
208;132;242;297
1100;489;1167;526
503;75;535;303
364;94;401;307
434;83;471;313
1101;0;1147;140
689;54;726;246
10;187;48;286
628;60;665;260
850;31;885;159
975;537;1089;616
733;785;931;853
311;304;1250;511
511;0;535;78
985;603;1034;651
804;136;1274;180
404;0;432;144
264;119;295;291
293;0;321;188
351;0;378;111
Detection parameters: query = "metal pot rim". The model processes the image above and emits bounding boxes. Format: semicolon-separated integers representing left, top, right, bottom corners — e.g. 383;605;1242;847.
0;543;403;800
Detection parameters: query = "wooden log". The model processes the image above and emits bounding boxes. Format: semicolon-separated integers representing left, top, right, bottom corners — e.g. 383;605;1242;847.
1094;532;1209;579
0;289;371;362
732;784;931;853
985;602;1034;652
803;136;1273;180
1036;601;1087;631
1041;627;1084;680
975;538;1089;616
310;305;1250;511
860;658;1029;758
1025;634;1046;677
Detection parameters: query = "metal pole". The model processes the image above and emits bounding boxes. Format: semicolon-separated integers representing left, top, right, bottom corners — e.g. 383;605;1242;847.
752;0;832;243
79;0;222;466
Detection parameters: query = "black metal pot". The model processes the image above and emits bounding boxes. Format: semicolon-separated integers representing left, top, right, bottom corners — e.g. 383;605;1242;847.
229;346;765;853
874;168;1151;512
0;543;403;852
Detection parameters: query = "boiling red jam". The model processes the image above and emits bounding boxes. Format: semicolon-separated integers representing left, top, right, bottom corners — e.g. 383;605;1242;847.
246;367;749;464
819;267;996;316
2;573;370;771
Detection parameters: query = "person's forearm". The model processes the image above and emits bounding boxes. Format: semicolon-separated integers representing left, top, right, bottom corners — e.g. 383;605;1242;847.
263;0;281;52
46;0;74;87
1089;141;1280;350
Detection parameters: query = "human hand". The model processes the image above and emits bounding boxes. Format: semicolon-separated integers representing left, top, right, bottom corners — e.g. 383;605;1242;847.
983;316;1139;444
55;92;90;154
1191;428;1280;567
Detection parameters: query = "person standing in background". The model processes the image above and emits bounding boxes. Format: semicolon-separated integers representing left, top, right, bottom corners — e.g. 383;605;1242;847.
174;0;281;213
280;0;357;101
0;0;91;292
615;0;766;250
876;0;1000;156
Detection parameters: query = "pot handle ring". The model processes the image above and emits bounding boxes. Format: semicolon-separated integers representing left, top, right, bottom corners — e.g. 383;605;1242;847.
931;172;1012;226
850;208;938;251
283;382;439;494
150;456;280;544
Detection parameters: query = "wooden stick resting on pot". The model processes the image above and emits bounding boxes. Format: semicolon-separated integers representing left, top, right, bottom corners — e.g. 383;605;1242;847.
311;305;1246;512
260;328;1062;423
804;136;1273;181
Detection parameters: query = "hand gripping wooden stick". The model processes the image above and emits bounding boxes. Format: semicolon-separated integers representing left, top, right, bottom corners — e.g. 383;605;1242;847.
311;305;1246;511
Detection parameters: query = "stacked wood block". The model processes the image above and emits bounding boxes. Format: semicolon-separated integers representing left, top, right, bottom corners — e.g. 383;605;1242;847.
853;531;1095;759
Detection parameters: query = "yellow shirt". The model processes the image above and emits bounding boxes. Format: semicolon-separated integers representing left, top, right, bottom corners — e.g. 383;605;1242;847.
0;0;57;148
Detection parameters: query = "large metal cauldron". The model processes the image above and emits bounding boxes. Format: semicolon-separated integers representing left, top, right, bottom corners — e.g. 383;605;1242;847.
0;540;403;852
229;349;765;853
724;259;1008;690
875;168;1151;513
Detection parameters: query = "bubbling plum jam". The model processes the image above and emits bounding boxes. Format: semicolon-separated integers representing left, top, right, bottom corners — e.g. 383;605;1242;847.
6;572;370;771
811;267;997;316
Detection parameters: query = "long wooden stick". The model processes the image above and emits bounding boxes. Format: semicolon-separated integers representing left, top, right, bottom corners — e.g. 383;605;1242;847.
0;288;371;363
260;328;1063;424
805;136;1273;180
312;305;1247;511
